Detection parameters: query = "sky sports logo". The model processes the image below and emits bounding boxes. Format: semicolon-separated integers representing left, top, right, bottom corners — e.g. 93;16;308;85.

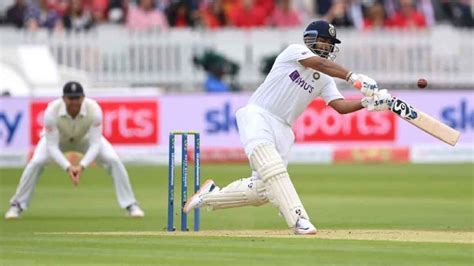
289;70;314;93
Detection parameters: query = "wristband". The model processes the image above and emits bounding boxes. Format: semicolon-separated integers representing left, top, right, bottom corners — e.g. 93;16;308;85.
345;71;353;82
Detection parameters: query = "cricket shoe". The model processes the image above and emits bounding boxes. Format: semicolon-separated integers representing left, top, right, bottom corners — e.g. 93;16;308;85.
294;217;317;235
183;179;220;214
5;203;23;220
126;204;145;218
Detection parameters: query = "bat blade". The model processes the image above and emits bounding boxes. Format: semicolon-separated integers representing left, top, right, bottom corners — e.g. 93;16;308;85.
389;97;460;146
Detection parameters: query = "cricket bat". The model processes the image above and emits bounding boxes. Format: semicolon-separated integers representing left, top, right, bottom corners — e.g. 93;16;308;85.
388;97;460;146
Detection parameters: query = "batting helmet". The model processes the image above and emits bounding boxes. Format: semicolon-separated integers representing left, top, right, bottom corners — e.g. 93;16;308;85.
303;20;341;60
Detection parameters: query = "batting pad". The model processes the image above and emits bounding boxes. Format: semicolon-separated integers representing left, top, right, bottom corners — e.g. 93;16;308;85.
250;143;309;227
202;178;268;210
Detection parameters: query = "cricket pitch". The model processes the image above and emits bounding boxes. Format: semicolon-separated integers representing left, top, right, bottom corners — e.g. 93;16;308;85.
36;229;473;244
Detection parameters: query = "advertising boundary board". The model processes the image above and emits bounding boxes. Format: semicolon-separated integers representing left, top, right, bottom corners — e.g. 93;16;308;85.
0;91;471;166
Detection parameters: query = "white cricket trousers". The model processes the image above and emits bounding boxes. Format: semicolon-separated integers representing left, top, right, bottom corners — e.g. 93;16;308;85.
236;104;295;176
197;104;295;210
9;137;138;210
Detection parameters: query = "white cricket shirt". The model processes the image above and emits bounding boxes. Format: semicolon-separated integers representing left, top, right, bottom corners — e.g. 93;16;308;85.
43;97;103;170
248;44;344;126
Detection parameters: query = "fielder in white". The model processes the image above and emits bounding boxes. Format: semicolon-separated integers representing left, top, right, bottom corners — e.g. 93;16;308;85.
183;20;392;234
5;81;144;219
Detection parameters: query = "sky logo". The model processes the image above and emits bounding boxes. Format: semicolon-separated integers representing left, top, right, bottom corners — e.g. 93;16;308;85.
289;70;314;93
441;99;473;131
205;102;238;134
0;112;22;145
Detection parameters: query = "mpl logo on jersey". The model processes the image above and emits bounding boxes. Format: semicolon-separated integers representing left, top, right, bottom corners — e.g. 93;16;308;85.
293;99;396;142
289;70;314;94
30;99;159;145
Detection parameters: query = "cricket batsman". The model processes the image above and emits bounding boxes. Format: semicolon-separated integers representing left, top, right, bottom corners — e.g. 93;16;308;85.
5;81;144;219
183;20;392;234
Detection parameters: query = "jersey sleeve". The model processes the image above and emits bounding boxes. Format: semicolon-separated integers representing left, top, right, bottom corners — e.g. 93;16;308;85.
321;78;344;105
278;44;316;64
44;104;71;170
79;102;103;168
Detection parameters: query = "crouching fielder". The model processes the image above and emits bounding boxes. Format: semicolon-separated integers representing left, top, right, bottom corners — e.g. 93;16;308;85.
183;20;391;235
5;81;144;219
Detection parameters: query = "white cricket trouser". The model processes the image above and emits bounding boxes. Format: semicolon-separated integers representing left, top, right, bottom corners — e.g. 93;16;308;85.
9;137;138;210
199;104;296;210
236;104;295;176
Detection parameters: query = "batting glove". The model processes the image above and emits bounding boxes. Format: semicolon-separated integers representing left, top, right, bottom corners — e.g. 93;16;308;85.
347;72;379;97
361;89;392;112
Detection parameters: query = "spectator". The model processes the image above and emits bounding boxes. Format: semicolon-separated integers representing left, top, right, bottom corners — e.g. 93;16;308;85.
63;0;95;31
347;0;364;29
155;0;171;12
6;0;28;28
199;0;228;29
363;1;389;30
387;0;427;29
417;0;435;26
324;0;354;27
205;73;231;92
25;0;63;31
0;0;12;20
438;0;473;27
228;0;267;28
292;0;315;22
107;0;129;23
221;0;240;14
255;0;274;16
193;50;240;92
83;0;108;22
267;0;301;28
381;0;397;18
48;0;69;16
430;0;451;23
126;0;168;30
167;1;196;27
316;0;333;16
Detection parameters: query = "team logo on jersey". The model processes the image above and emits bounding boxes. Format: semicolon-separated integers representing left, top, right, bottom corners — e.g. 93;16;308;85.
289;70;314;94
313;72;320;80
329;24;336;37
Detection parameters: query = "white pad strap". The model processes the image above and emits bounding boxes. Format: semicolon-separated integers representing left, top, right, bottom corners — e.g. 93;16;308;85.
250;143;309;227
202;178;268;210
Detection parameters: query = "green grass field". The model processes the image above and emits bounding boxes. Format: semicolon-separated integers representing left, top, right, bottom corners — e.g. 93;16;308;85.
1;163;473;265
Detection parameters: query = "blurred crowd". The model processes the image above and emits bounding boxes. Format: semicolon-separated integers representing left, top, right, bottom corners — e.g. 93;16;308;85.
0;0;472;32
